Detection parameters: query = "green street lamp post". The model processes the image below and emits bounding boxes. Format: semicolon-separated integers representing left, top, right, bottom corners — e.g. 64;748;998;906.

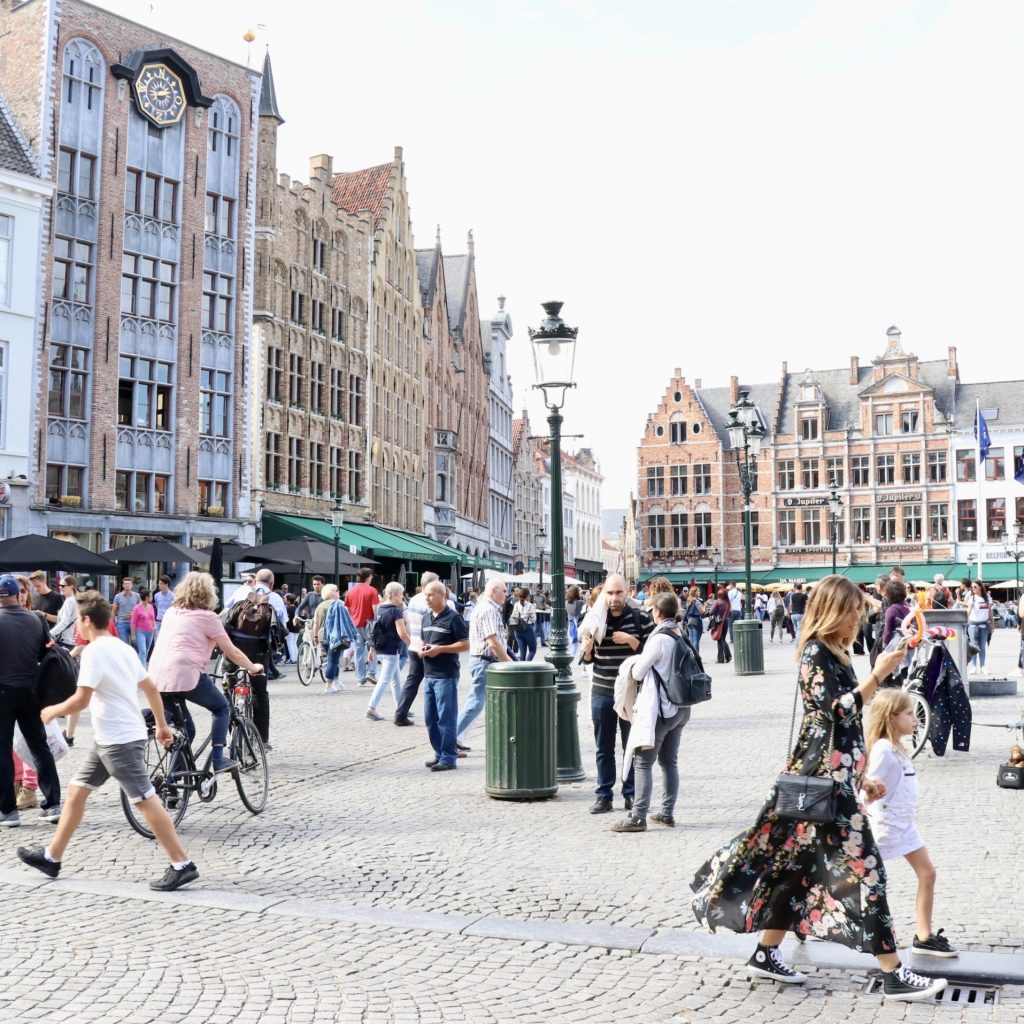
538;528;547;592
1001;520;1022;591
828;486;844;575
331;500;345;587
529;301;584;782
725;390;766;676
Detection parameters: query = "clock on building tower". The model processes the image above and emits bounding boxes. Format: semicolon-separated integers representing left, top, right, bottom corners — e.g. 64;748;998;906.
133;62;187;127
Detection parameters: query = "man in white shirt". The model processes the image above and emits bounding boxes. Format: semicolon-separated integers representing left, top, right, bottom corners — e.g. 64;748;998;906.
726;581;743;641
16;591;198;891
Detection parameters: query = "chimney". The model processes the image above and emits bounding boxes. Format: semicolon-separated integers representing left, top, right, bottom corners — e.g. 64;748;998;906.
467;228;474;255
850;355;859;385
947;345;959;379
782;361;788;375
729;375;740;406
694;378;702;389
309;154;333;181
674;367;682;377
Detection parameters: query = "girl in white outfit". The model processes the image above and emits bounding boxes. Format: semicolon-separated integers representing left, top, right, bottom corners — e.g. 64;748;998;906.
863;690;958;958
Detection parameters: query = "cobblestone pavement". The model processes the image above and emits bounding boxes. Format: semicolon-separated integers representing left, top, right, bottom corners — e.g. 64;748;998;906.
1;626;1022;1021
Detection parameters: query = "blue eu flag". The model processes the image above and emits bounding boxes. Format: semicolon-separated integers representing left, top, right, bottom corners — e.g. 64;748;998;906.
975;408;991;463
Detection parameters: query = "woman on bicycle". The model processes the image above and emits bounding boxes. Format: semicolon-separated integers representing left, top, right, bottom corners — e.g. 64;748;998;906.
148;572;263;773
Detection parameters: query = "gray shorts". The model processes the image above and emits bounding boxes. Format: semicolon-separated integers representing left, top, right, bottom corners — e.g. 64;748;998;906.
71;740;155;803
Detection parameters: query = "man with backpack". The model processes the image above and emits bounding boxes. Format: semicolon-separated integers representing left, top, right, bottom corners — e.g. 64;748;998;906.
580;574;653;815
0;574;63;826
927;574;953;610
224;568;285;747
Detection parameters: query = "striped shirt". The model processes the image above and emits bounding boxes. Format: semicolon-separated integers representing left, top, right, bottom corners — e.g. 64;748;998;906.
591;608;653;697
470;597;507;657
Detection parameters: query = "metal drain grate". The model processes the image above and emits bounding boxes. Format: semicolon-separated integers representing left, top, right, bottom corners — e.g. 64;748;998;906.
864;978;999;1006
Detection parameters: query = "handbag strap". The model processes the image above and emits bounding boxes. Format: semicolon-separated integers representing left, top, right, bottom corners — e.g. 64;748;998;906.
784;677;835;776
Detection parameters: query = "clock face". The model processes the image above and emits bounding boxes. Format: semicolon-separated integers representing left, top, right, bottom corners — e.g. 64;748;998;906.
134;63;186;127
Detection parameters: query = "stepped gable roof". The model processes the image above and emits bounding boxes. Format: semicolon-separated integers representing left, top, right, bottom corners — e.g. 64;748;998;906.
512;417;524;455
951;381;1024;430
0;95;34;176
697;383;780;445
775;359;956;435
442;254;470;335
332;162;392;224
258;51;284;124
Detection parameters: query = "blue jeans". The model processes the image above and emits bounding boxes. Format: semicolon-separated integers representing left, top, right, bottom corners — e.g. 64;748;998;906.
515;626;537;662
791;613;805;644
369;652;403;710
969;622;990;669
354;626;376;683
727;609;742;641
591;692;634;801
425;675;459;765
324;642;345;682
457;656;491;739
536;613;550;645
687;624;702;651
116;620;132;645
167;672;230;749
134;630;153;666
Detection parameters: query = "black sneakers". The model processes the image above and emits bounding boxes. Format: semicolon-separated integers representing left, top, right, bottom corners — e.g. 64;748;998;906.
649;813;676;827
882;965;948;1001
17;846;60;879
589;798;613;814
149;862;199;892
745;944;807;984
912;929;958;957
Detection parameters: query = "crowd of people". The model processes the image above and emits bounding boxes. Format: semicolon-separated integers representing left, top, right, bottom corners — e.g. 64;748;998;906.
2;560;1022;1002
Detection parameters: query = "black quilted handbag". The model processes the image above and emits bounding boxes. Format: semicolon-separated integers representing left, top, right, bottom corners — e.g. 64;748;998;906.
773;679;838;824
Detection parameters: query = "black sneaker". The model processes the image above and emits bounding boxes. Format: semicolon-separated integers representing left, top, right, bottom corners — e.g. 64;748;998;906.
62;731;74;748
394;717;414;727
150;862;199;892
882;965;947;1002
610;815;646;833
17;846;60;879
912;929;958;958
590;798;613;815
425;759;439;768
430;762;456;772
624;797;633;811
650;813;676;827
746;945;807;984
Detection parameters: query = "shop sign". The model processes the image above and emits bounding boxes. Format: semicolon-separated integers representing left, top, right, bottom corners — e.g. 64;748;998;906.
877;492;922;504
782;496;827;507
781;546;832;554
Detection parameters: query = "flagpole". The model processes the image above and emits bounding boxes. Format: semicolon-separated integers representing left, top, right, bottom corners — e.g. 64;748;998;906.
977;399;985;581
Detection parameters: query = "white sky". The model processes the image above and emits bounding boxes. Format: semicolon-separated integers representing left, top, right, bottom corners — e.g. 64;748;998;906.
94;0;1024;511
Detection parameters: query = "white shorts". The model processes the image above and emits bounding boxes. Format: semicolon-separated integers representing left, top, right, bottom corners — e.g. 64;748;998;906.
874;823;925;861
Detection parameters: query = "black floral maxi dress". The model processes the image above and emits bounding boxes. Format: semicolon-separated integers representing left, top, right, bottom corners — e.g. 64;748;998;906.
690;641;898;954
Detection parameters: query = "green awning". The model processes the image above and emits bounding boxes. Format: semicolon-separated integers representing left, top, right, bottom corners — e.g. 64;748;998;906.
264;513;459;564
753;566;841;584
946;561;1018;582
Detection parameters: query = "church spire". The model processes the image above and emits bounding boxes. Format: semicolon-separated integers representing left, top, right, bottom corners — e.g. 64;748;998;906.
259;50;285;125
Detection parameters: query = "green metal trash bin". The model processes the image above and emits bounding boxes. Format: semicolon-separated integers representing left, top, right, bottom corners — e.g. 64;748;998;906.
733;618;765;676
485;662;558;800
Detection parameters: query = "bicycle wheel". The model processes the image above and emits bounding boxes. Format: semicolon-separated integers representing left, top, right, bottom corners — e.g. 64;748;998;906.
297;640;315;686
122;733;190;839
230;717;269;814
901;692;931;759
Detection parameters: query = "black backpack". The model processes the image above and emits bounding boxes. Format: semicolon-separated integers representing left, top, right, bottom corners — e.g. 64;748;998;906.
370;609;390;649
650;625;712;708
35;641;79;707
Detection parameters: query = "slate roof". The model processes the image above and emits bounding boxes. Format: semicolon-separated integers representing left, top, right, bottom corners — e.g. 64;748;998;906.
332;162;392;224
414;247;437;306
952;381;1024;429
775;359;957;435
258;51;284;124
442;254;470;335
0;95;34;176
697;383;781;445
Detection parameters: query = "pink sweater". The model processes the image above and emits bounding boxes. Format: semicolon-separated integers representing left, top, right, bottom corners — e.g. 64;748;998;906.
131;602;156;633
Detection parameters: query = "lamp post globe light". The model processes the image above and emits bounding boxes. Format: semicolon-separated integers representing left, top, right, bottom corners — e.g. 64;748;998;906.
529;301;584;782
827;486;844;575
725;391;766;676
330;500;345;587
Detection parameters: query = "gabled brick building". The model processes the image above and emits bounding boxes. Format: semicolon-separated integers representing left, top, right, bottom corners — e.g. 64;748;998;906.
251;54;370;525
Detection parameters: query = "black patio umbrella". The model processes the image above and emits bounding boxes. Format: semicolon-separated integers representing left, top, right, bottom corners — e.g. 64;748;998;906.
102;539;209;564
238;537;375;575
0;534;119;574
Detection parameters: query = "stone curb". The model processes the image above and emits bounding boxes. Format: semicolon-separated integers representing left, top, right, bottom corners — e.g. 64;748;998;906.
1;869;1022;984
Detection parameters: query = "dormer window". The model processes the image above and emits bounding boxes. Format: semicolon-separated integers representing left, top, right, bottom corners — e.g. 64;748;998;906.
800;416;818;440
800;384;815;401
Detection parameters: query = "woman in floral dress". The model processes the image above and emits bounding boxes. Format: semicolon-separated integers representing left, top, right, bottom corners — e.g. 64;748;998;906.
690;576;948;1002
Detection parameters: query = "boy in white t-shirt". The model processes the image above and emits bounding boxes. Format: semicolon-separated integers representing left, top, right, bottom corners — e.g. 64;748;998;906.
16;591;199;891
